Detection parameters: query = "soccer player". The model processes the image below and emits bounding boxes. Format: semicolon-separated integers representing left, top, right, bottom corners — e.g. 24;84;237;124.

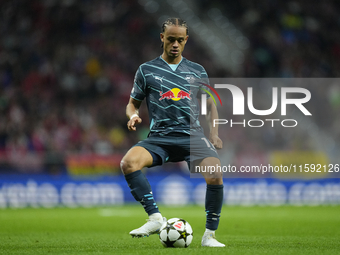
120;18;225;247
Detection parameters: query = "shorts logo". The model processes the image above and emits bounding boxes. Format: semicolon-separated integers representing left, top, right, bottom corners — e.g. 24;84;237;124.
159;88;191;101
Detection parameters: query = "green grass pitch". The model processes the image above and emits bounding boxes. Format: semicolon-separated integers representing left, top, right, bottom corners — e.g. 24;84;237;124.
0;205;339;255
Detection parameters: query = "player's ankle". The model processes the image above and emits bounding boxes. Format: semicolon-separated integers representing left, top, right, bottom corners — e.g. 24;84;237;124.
149;212;163;221
204;228;215;235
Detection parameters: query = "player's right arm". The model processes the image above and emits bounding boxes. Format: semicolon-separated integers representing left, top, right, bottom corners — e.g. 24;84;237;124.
126;97;142;131
128;65;146;131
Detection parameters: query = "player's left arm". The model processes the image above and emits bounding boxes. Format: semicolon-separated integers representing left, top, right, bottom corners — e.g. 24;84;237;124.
206;97;223;149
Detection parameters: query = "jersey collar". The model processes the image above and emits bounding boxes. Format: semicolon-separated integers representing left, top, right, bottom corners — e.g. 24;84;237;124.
160;55;183;71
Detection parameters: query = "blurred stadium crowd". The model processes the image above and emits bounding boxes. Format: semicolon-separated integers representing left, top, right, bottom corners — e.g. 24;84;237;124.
0;0;339;173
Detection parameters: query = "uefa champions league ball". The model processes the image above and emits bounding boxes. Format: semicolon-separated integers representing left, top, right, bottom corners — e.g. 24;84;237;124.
159;218;193;248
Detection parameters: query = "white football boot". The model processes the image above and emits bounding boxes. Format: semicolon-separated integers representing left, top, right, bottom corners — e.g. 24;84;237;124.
130;213;166;238
201;229;226;247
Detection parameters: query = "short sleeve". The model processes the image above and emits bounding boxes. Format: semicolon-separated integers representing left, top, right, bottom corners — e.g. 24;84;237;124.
200;67;210;85
197;66;211;99
130;66;146;101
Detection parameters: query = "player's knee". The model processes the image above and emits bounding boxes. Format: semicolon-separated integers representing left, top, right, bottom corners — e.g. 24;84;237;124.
205;177;223;185
120;157;139;175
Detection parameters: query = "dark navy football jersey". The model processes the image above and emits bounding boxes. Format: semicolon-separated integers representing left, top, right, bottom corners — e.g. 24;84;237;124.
130;56;210;136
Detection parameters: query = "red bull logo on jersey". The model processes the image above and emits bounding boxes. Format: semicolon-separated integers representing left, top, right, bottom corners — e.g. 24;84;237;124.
159;88;191;101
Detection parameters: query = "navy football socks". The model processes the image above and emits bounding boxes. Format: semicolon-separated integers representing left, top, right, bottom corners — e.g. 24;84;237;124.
205;184;224;231
124;170;160;216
